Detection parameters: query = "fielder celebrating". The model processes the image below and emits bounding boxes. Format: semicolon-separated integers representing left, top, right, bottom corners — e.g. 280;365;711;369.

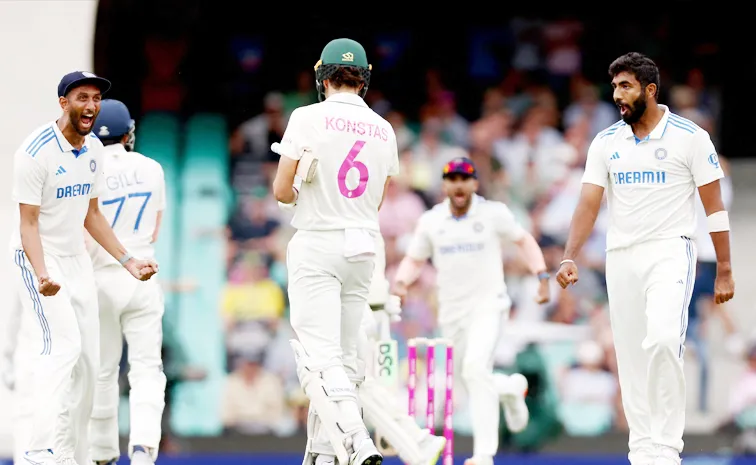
393;157;548;465
271;38;398;465
88;99;167;465
556;52;734;465
10;72;158;465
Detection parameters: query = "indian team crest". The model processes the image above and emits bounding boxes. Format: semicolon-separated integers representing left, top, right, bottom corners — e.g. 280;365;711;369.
708;152;720;169
655;148;668;161
90;158;97;173
473;222;484;233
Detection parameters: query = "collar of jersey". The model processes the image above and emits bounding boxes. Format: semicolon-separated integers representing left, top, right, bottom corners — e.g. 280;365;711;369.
103;143;127;157
444;194;482;220
325;92;367;107
52;120;93;156
622;104;671;141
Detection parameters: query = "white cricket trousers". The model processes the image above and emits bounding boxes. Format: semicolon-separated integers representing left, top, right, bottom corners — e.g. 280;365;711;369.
11;249;99;464
89;264;166;462
606;236;696;463
286;230;375;420
439;297;509;458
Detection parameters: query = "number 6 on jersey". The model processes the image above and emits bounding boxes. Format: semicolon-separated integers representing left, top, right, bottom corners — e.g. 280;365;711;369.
338;140;369;198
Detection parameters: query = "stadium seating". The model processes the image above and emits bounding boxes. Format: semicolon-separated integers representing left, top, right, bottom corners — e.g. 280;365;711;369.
134;112;182;314
170;113;233;435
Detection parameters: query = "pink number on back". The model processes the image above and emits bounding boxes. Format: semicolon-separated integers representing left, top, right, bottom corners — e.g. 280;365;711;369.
338;140;369;198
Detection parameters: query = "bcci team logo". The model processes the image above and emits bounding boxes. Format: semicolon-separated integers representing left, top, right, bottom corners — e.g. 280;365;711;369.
708;152;720;169
473;222;484;233
655;148;668;161
98;125;110;137
82;71;97;78
341;52;354;62
89;159;97;173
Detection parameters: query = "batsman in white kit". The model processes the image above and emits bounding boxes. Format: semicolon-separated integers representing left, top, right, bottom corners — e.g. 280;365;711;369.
271;38;398;465
87;99;167;465
556;53;735;465
278;189;448;465
393;157;550;465
10;72;158;465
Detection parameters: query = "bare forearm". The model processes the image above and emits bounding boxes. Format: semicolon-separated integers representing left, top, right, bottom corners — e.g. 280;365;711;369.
563;202;600;260
395;257;424;287
517;233;547;274
20;223;48;277
710;231;732;271
84;209;127;261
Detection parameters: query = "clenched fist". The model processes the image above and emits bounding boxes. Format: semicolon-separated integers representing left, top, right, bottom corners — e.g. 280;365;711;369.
556;261;579;289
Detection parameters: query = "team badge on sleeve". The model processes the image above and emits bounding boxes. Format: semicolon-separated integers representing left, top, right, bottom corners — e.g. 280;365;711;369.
708;153;720;169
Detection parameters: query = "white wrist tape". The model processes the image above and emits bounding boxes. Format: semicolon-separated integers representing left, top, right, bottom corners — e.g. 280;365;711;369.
706;210;730;232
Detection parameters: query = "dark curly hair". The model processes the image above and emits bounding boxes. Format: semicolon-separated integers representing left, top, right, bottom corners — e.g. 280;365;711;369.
608;52;661;98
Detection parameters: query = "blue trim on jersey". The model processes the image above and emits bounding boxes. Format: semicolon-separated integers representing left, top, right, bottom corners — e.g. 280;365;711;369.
667;120;695;134
72;145;88;158
634;135;650;145
679;237;694;358
598;120;626;139
51;129;64;152
15;250;51;355
25;127;52;152
26;127;56;157
668;114;699;130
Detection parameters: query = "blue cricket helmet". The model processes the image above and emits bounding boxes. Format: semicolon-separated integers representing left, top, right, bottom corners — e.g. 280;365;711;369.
94;99;135;151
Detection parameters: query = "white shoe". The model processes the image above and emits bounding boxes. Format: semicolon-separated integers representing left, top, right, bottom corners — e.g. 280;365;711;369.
349;434;383;465
653;446;681;465
500;373;530;433
23;450;55;465
463;455;493;465
414;433;446;465
131;450;155;465
314;454;336;465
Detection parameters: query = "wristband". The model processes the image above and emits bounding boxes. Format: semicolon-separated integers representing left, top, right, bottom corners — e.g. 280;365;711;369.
560;259;575;266
706;210;730;232
119;252;133;266
537;271;550;280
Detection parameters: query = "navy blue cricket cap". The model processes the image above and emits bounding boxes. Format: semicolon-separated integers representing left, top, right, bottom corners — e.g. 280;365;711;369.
57;71;111;98
442;156;477;179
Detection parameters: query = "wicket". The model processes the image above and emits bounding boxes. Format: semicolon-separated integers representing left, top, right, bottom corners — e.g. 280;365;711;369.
407;337;454;465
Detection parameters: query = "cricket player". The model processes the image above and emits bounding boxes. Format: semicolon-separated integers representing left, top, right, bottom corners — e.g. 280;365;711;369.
271;38;398;465
10;71;158;465
393;157;547;465
87;99;167;465
555;52;735;465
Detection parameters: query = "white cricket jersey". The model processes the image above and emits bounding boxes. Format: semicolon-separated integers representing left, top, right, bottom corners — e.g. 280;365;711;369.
277;92;399;232
10;121;104;256
89;144;166;269
405;195;526;323
581;105;725;251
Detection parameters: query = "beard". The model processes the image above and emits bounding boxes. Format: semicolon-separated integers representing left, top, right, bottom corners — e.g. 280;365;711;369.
620;92;648;124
